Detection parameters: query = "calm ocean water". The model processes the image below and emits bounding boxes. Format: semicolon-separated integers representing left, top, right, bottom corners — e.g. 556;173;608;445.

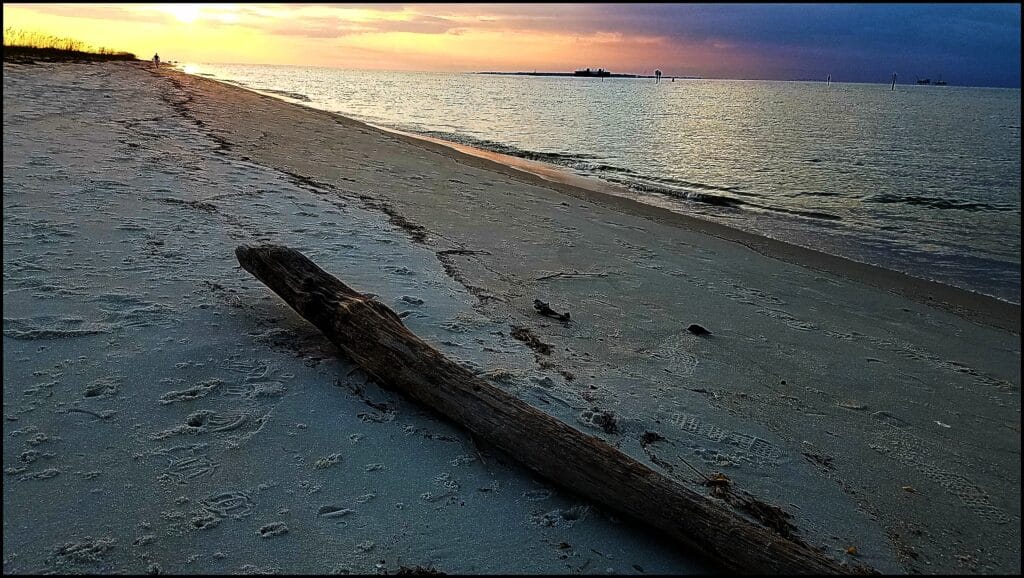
184;64;1022;304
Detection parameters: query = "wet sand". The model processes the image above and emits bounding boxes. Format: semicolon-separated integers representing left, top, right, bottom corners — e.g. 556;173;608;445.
3;61;1020;574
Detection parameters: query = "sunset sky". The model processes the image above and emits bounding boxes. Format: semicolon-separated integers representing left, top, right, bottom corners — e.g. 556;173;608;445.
3;3;1020;87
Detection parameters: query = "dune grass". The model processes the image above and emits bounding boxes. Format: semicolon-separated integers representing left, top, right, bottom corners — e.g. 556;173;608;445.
3;28;137;63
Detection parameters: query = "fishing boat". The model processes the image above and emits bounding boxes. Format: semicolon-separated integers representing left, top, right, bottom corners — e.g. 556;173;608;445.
916;78;931;85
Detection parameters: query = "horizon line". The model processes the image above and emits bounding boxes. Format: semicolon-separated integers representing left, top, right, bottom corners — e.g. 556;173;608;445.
180;61;1022;89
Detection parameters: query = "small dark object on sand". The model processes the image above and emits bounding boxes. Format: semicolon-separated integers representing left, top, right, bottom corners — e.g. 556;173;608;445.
687;323;711;336
703;472;732;497
534;299;570;322
640;431;666;448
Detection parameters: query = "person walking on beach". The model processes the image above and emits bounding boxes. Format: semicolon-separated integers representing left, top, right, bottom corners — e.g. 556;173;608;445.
153;53;160;67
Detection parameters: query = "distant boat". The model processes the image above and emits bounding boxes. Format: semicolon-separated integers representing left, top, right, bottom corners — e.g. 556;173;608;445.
935;75;947;86
916;78;931;85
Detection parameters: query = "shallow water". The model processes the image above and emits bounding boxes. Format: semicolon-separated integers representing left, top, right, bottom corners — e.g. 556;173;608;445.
184;64;1022;303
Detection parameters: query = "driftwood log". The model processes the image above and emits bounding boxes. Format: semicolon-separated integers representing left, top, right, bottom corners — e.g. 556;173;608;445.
236;244;866;575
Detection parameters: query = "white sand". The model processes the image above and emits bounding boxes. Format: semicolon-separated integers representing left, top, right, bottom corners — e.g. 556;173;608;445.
2;61;1019;575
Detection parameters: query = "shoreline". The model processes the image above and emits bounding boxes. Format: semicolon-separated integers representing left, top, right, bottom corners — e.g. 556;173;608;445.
184;67;1020;334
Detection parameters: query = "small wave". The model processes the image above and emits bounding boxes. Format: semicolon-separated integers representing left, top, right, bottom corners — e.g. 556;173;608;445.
413;130;600;165
603;176;747;208
867;194;1019;213
585;163;641;176
198;77;312;103
602;175;842;219
589;169;757;198
260;89;312;102
757;205;843;220
615;173;760;197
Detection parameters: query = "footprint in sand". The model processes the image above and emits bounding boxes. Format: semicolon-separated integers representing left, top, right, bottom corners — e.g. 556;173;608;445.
670;413;783;465
202;491;255;518
156;445;219;483
150;410;248;440
257;522;289;539
83;376;120;398
45;537;116;572
159;379;223;404
869;410;1011;524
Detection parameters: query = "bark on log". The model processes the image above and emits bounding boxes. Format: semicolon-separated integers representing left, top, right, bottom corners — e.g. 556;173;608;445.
235;244;868;575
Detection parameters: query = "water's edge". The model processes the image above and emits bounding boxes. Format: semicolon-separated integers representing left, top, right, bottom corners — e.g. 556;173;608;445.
174;66;1021;332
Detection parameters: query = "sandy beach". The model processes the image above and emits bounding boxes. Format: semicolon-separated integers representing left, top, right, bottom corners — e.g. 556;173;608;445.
3;61;1020;574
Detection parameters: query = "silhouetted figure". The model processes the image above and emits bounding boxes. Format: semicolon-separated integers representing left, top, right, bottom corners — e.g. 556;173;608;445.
153;53;160;67
655;69;662;83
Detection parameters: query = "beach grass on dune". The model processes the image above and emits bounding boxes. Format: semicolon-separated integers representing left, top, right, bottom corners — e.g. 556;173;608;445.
2;27;136;63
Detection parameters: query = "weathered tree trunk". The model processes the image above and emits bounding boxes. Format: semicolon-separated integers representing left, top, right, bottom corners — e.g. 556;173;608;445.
236;244;866;575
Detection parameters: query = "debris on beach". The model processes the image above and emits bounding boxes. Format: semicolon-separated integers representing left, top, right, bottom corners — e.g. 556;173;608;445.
510;326;552;355
701;472;799;539
703;472;732;497
533;299;570;322
640;430;666;448
686;323;711;336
